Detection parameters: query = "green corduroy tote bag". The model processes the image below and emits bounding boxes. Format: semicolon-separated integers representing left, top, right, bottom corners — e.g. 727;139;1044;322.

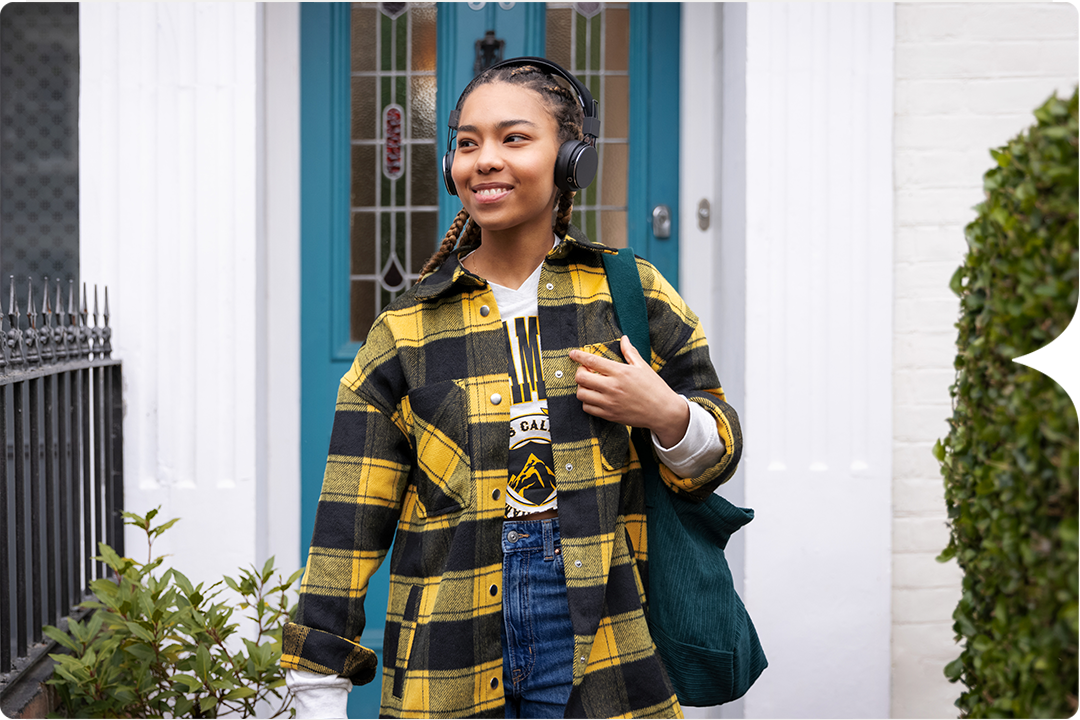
602;247;768;707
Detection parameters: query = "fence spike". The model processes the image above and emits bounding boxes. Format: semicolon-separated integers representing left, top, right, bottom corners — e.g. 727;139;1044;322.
66;279;77;359
39;276;53;363
0;278;7;369
80;282;90;358
52;278;66;362
8;275;18;330
91;285;102;356
101;287;113;358
27;277;36;329
6;275;27;367
25;277;40;363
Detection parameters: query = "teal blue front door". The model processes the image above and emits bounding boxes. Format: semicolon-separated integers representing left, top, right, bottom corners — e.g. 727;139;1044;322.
299;4;680;716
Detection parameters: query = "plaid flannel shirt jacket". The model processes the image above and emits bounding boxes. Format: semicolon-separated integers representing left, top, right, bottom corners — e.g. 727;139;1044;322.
282;235;743;718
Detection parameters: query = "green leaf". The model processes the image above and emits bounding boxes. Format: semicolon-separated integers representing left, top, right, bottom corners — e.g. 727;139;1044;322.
42;625;79;652
196;644;211;679
261;556;276;583
173;570;195;598
124;642;156;664
96;542;124;571
224;686;257;701
199;695;218;713
944;657;964;682
151;517;181;539
174;674;204;692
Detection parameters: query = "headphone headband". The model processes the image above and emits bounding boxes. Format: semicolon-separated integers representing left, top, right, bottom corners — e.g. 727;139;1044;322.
448;56;600;140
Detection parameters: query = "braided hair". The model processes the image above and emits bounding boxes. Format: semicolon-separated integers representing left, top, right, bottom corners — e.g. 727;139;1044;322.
416;64;586;282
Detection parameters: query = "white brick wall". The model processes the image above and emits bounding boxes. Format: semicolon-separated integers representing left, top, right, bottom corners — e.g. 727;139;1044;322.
891;3;1078;717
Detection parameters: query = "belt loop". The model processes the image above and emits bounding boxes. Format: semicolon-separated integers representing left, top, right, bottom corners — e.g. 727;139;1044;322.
543;520;555;560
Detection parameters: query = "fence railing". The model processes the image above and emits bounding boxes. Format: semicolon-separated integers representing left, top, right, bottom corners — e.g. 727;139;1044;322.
0;276;123;681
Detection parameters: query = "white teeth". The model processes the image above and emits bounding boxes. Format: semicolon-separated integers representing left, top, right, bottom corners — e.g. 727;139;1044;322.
476;188;507;198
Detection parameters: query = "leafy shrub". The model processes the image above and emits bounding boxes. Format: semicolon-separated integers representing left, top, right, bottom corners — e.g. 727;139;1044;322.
43;508;303;718
936;89;1079;718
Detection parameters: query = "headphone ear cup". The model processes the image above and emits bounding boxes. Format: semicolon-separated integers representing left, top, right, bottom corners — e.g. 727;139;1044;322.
442;149;458;196
555;140;599;192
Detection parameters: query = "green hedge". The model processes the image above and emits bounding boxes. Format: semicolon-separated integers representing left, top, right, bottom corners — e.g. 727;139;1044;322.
935;89;1079;718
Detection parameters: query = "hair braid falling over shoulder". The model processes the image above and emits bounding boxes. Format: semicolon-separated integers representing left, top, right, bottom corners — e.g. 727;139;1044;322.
417;63;586;281
417;208;469;282
554;191;575;239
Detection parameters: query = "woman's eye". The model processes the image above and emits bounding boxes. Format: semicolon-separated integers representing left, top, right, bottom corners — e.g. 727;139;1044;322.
505;133;528;143
456;138;476;149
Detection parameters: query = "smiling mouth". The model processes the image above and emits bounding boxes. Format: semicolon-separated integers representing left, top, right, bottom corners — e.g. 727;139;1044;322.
473;187;511;201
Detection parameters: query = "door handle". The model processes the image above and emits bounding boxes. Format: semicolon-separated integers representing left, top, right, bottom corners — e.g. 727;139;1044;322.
651;204;671;239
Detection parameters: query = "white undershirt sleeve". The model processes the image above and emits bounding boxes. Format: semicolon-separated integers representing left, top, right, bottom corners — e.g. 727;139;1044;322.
286;669;351;719
651;396;726;478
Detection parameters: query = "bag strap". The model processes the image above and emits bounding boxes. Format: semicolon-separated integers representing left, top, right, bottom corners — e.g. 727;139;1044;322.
601;249;661;487
601;248;650;360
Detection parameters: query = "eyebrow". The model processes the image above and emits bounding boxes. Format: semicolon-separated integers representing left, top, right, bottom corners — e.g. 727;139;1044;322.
457;119;539;134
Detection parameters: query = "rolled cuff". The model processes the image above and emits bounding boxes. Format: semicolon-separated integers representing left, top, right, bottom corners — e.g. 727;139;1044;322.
281;622;378;686
652;396;726;478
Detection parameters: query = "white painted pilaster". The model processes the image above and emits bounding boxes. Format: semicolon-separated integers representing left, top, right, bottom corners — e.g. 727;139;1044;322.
739;4;895;717
258;2;302;575
79;3;261;584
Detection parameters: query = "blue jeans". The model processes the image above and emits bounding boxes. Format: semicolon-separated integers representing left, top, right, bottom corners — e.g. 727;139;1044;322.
501;518;575;719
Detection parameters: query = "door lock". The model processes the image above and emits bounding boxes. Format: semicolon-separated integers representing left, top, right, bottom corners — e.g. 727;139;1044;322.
697;198;711;231
651;204;671;239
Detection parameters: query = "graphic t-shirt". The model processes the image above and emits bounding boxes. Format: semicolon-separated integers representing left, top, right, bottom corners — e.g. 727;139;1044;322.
503;314;556;517
487;261;557;518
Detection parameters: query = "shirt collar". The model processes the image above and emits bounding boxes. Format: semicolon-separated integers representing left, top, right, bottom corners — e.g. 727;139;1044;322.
413;225;617;301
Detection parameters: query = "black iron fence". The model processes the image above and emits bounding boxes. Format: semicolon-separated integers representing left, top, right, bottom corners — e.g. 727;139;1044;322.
0;276;123;680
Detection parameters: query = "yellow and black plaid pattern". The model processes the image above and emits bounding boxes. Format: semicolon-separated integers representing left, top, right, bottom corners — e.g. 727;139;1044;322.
282;236;743;718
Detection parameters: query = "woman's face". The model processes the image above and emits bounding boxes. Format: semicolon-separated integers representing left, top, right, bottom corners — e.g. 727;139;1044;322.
451;82;562;237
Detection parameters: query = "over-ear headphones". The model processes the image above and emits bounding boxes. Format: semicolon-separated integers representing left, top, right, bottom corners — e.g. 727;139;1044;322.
442;56;601;197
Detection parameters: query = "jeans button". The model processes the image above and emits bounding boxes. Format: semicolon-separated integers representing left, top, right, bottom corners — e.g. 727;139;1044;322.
507;530;519;542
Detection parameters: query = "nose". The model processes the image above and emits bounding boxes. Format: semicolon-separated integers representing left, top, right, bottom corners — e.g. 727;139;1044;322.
475;140;503;174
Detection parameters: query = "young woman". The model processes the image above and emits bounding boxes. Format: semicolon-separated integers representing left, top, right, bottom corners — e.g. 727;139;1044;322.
282;58;742;719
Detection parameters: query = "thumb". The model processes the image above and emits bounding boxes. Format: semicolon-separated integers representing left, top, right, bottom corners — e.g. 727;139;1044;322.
620;334;646;366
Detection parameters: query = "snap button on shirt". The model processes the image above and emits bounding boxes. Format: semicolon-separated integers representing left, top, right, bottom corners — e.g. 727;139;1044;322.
490;393;502;405
554;370;563;378
492;488;501;501
489;584;498;596
490;677;499;690
480;305;490;317
546;283;554;290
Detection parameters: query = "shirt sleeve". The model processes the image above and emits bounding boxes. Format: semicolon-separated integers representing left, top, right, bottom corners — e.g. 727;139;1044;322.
281;316;413;683
652;396;726;478
637;256;743;499
286;669;351;719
